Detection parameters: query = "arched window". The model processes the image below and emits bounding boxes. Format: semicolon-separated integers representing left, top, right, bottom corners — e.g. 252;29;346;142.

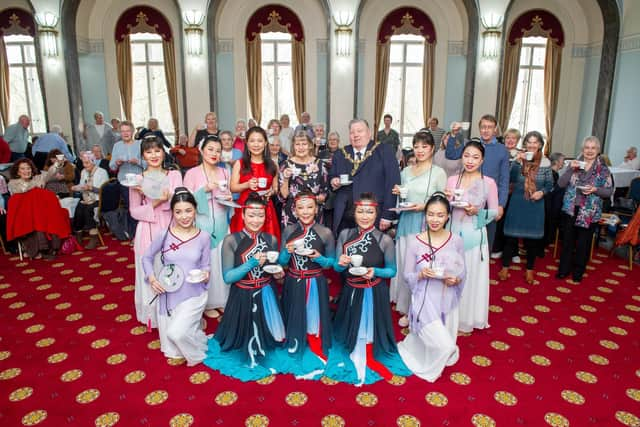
375;7;436;146
115;6;179;139
246;5;305;126
498;10;564;150
0;8;46;133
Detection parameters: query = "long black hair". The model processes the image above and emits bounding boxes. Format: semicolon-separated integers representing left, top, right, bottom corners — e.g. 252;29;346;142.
170;187;197;210
424;191;450;214
240;126;278;177
140;134;165;156
413;131;435;149
243;191;268;212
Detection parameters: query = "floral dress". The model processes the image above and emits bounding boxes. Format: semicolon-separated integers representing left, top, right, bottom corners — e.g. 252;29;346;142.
279;158;329;227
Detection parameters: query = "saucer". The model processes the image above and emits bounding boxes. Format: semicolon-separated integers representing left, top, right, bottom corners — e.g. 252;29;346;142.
339;180;352;186
216;199;241;208
575;185;590;192
450;200;469;208
349;266;368;276
215;194;232;201
398;202;415;208
256;190;269;196
294;248;314;256
263;264;283;274
120;180;139;187
186;273;207;283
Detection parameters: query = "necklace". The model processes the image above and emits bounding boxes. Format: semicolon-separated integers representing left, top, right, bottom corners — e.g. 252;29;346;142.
341;142;380;175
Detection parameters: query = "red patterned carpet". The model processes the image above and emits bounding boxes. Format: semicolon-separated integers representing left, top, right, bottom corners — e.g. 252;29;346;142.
1;235;639;427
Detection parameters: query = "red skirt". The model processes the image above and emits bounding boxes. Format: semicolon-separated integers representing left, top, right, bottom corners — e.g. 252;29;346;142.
7;188;71;241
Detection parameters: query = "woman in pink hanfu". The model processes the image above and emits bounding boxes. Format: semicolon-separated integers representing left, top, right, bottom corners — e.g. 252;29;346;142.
131;135;183;328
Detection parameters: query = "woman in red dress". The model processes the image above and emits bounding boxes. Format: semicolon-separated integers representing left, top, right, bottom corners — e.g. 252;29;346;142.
229;126;280;243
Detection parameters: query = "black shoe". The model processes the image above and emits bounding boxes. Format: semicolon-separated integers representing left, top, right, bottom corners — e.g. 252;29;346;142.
556;272;568;279
572;274;583;283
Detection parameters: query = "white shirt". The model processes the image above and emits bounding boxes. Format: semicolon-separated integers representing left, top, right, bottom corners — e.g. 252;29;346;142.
95;124;105;138
619;156;640;170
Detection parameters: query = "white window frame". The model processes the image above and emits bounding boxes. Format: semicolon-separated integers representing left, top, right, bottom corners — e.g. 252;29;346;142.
508;36;547;136
260;32;297;127
385;34;425;149
3;34;46;134
130;33;174;140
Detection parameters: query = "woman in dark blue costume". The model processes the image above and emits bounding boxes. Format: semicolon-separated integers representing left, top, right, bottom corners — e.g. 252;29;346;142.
279;191;335;376
203;192;286;381
326;193;410;385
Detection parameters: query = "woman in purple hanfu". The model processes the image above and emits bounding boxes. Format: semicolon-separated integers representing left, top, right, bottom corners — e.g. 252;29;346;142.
398;192;466;382
143;188;211;366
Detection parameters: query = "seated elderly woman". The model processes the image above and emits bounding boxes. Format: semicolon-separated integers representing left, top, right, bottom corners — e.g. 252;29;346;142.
43;149;76;198
71;151;109;249
7;158;71;260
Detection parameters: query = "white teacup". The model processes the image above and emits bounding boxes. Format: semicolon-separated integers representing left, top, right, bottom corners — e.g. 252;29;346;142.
399;186;409;199
258;177;268;188
218;180;228;192
525;152;534;161
340;174;349;184
432;266;445;277
350;254;363;267
56;154;65;161
453;189;464;201
293;239;305;251
578;161;586;170
266;251;279;263
188;269;203;281
291;167;301;177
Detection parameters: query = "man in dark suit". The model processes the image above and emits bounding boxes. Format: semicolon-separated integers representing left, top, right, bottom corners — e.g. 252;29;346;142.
329;118;401;235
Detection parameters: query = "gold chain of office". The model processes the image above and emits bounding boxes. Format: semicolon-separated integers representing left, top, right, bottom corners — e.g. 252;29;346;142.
341;142;380;175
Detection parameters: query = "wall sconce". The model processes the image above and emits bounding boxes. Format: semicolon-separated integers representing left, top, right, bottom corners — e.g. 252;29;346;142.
35;12;59;57
183;10;204;56
481;14;503;58
333;11;354;57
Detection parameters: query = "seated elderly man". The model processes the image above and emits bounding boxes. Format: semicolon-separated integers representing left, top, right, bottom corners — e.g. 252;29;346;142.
618;147;640;170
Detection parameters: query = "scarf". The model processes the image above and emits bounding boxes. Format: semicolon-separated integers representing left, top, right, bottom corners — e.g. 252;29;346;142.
522;150;542;200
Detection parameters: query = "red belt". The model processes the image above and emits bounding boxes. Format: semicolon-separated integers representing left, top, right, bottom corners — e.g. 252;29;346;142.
288;268;322;280
236;277;270;289
346;277;381;288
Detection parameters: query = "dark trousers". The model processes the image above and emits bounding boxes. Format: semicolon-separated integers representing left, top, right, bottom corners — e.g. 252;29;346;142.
119;183;137;239
486;221;497;252
503;236;541;270
10;152;24;162
492;217;506;253
558;212;596;280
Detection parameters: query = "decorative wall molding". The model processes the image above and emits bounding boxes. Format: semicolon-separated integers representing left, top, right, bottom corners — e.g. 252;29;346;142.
316;38;328;54
572;42;601;58
76;37;104;54
448;40;466;56
619;33;640;52
216;39;233;53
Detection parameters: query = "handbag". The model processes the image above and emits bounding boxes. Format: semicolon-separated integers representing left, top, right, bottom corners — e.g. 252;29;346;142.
60;236;82;255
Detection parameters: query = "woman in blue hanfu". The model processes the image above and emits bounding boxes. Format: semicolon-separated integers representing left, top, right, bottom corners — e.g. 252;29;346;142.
325;193;410;385
203;192;286;381
278;190;335;377
397;192;466;381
